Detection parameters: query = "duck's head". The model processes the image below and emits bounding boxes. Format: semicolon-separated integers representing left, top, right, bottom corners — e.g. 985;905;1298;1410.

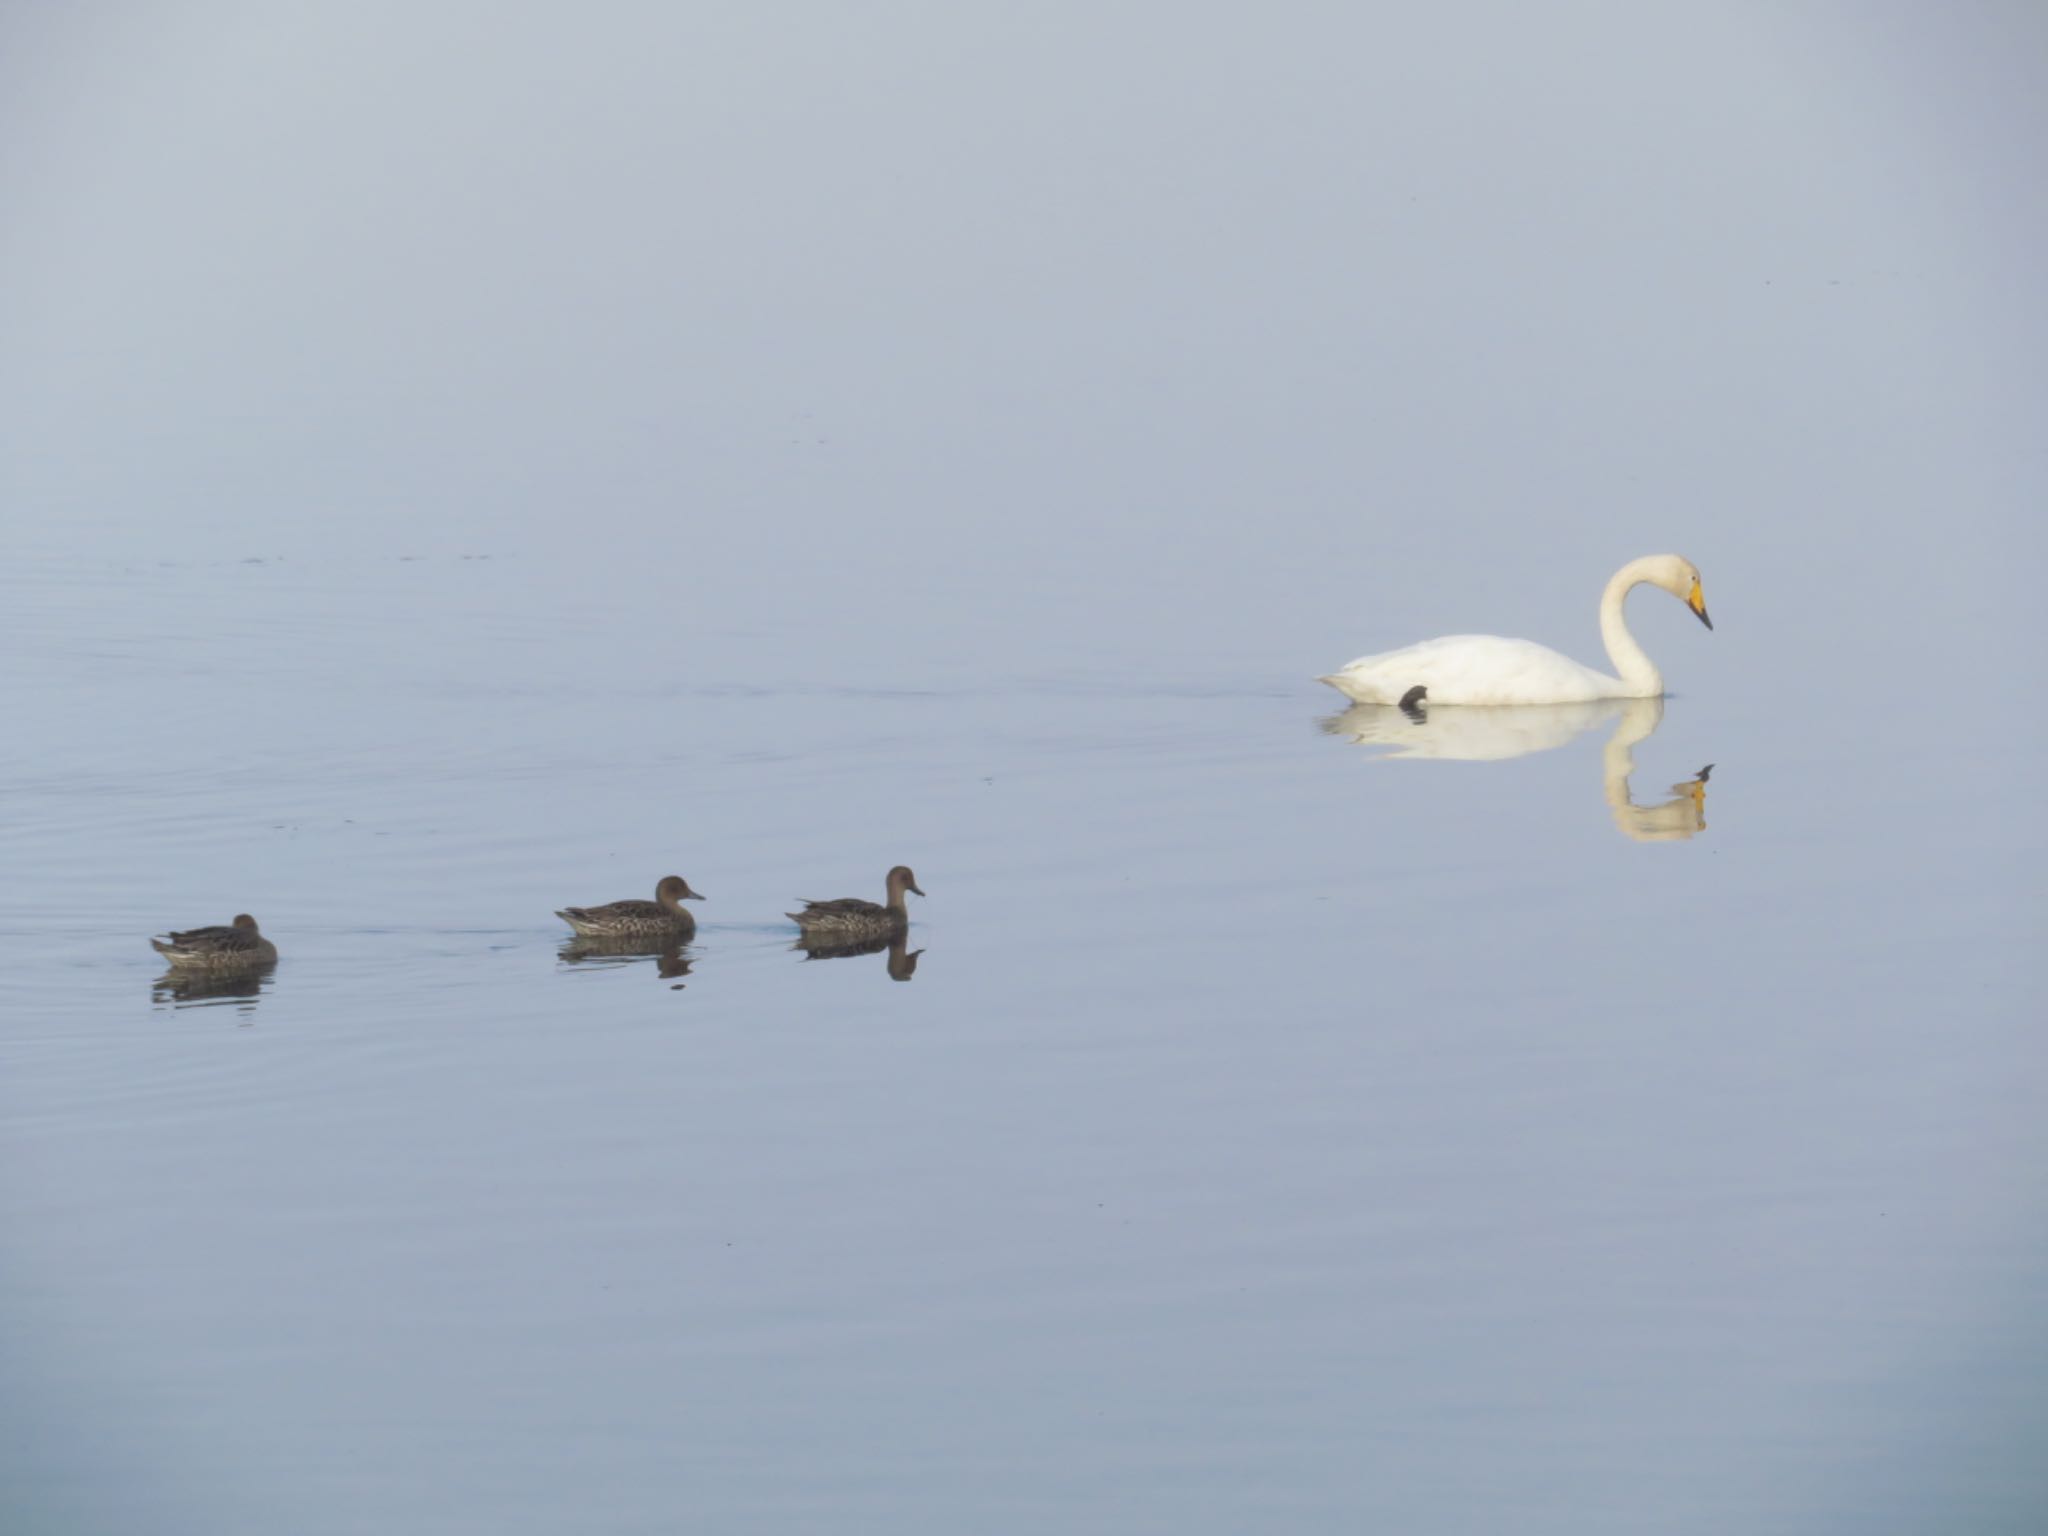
1645;554;1711;630
656;875;706;905
887;865;925;899
232;914;260;931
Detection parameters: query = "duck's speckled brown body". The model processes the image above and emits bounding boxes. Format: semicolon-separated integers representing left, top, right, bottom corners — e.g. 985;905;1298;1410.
150;913;278;969
788;865;923;941
555;875;704;939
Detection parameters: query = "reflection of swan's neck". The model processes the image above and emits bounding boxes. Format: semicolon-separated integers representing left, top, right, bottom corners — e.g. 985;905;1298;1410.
1601;697;1665;804
1599;560;1665;698
1603;697;1709;842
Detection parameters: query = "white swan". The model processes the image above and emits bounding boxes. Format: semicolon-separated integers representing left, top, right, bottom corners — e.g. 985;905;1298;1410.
1318;554;1712;706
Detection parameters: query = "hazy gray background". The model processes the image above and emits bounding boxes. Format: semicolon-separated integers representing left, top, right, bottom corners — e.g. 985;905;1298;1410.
6;2;2042;671
2;4;2044;1533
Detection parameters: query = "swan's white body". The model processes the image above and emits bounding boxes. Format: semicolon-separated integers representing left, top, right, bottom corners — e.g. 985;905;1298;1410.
1318;555;1711;707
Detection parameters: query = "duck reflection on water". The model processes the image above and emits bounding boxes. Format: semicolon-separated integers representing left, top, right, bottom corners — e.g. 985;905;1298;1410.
558;935;695;984
152;961;276;1012
1321;695;1713;843
792;931;923;982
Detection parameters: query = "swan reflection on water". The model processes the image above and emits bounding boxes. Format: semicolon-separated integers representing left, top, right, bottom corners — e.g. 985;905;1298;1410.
1321;695;1713;842
793;932;923;982
152;962;275;1014
558;936;695;987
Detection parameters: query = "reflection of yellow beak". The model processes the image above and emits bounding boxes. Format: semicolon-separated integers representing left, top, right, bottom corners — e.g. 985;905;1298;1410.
1687;578;1713;630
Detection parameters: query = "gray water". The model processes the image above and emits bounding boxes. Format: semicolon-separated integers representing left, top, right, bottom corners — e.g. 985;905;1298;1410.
5;7;2046;1534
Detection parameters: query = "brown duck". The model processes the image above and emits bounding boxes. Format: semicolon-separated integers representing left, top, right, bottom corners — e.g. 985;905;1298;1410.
555;875;705;940
150;913;278;969
788;865;923;941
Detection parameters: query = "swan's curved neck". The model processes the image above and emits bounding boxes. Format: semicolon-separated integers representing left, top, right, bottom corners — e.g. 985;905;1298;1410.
1598;560;1666;697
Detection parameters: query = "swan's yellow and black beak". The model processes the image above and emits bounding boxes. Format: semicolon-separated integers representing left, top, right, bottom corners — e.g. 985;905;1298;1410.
1687;578;1712;631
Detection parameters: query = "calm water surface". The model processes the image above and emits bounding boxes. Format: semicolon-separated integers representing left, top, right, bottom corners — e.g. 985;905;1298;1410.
2;550;2042;1535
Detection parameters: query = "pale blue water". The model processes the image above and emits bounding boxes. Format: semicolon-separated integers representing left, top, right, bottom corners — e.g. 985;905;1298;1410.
2;546;2042;1535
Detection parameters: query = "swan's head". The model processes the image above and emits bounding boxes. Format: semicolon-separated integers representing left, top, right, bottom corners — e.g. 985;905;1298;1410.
656;875;706;904
1644;554;1711;630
